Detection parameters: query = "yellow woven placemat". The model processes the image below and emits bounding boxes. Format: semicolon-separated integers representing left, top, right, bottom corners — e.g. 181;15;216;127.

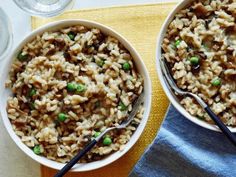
31;3;176;177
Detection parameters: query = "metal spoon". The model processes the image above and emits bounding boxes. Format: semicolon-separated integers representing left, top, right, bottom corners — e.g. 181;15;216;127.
54;91;144;177
160;58;236;146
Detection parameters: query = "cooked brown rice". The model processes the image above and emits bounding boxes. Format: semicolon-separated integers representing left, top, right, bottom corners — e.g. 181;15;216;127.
162;0;236;126
6;25;144;163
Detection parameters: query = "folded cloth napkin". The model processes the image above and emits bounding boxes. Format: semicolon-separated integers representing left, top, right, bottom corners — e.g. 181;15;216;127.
129;105;236;177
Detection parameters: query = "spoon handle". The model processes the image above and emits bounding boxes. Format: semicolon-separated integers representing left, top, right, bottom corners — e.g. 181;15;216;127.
204;106;236;146
54;139;97;177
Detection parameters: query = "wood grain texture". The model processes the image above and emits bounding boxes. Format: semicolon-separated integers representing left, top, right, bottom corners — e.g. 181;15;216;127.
32;3;176;177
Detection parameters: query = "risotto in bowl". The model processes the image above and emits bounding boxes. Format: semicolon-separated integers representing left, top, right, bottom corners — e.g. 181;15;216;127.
0;20;151;171
157;0;236;132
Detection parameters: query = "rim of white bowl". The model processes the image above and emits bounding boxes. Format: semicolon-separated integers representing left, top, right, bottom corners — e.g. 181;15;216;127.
0;19;152;171
0;7;13;61
156;0;236;133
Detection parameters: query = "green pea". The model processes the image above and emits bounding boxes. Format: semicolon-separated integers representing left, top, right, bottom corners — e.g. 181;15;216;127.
96;59;105;67
104;134;110;139
33;145;41;155
103;137;112;146
67;83;77;92
76;84;86;93
190;56;199;66
93;131;101;138
58;113;67;122
67;32;76;40
29;88;37;97
17;51;28;61
119;101;127;111
211;78;221;86
122;62;131;71
175;40;181;47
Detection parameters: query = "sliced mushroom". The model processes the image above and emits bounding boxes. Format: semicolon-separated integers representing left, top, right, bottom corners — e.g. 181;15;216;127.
193;3;209;18
53;38;66;50
225;25;236;34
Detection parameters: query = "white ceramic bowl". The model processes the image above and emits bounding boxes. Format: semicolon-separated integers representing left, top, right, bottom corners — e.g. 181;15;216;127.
0;20;152;171
156;0;236;132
